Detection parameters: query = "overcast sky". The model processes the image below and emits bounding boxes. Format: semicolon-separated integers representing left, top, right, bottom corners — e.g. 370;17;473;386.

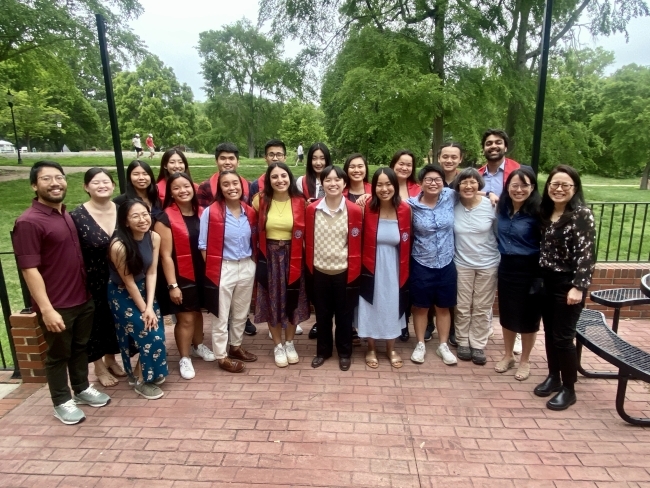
128;0;650;102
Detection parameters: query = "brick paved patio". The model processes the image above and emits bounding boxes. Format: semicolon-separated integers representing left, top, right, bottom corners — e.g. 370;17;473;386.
1;314;650;487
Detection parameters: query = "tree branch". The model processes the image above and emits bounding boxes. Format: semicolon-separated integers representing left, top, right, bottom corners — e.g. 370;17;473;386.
525;0;591;59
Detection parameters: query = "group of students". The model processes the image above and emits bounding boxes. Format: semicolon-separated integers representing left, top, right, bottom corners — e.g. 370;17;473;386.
12;129;596;426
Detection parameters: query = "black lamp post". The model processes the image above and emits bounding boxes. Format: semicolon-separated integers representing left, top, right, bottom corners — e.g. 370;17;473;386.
6;91;22;165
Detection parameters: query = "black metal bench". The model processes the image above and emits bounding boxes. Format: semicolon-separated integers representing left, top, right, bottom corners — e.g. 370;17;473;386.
576;308;650;426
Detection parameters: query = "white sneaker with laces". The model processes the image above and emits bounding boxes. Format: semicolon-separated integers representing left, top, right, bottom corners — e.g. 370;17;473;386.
179;357;195;380
284;341;299;364
191;344;216;362
513;333;523;355
436;343;458;365
411;341;426;364
53;399;86;425
274;344;288;367
295;325;303;335
73;384;110;407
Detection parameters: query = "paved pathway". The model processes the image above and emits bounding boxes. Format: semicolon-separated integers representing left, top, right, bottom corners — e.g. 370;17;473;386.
1;316;650;487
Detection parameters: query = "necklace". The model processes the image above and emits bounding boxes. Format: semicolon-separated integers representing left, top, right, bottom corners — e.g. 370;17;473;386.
274;199;289;216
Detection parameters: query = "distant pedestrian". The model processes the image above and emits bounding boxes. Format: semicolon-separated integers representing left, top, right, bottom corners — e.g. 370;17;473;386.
132;134;143;158
146;134;155;159
13;161;111;425
296;143;304;166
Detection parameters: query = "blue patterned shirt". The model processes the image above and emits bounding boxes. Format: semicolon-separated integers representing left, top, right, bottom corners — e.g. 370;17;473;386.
407;188;456;269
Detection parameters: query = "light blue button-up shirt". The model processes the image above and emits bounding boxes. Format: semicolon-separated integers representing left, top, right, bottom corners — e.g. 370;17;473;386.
481;160;506;197
407;187;456;269
198;205;252;260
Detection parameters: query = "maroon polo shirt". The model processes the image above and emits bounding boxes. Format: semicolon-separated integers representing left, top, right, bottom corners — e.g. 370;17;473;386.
12;199;90;311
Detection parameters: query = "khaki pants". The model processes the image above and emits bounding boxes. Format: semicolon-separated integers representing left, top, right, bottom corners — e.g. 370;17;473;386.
211;258;256;359
455;266;498;350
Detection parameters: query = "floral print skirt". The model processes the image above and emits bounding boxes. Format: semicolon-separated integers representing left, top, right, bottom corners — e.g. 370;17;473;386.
108;279;168;383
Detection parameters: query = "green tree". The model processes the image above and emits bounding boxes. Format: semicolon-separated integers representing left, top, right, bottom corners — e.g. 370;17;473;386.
592;64;650;187
321;27;444;164
198;18;303;158
279;100;327;154
113;56;198;150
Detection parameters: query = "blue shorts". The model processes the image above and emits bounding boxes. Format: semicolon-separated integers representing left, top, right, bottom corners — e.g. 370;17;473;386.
410;258;457;309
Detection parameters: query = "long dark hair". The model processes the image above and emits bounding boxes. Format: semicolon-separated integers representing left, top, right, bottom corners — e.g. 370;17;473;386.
215;170;246;203
498;167;541;218
162;172;200;215
343;153;369;184
111;199;151;277
369;167;401;212
83;168;115;197
305;142;332;197
157;147;190;182
390;150;418;185
540;164;586;221
125;160;159;205
262;162;299;226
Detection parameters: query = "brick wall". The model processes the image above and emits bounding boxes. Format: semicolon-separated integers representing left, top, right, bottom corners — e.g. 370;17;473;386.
10;312;47;383
492;263;650;319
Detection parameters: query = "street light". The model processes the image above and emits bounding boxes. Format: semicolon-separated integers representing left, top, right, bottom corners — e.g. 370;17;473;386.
56;120;62;152
6;91;22;164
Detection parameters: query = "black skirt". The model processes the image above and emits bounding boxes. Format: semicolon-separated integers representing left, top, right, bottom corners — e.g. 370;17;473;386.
498;254;542;334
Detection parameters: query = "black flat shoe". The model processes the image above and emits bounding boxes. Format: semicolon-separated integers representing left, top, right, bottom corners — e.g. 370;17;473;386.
399;327;410;342
546;387;577;411
308;325;318;340
339;357;351;371
244;319;257;336
448;331;457;347
311;356;327;368
534;375;562;397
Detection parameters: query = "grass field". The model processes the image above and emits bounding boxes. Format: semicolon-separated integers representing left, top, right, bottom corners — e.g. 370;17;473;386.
1;155;649;367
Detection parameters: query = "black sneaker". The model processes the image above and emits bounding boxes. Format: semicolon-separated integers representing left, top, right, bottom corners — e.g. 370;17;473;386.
399;327;410;342
448;331;458;347
308;324;318;339
471;348;487;365
244;319;257;336
424;322;435;342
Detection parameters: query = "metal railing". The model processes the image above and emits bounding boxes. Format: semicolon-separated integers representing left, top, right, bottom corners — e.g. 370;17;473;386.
0;248;29;378
589;202;650;262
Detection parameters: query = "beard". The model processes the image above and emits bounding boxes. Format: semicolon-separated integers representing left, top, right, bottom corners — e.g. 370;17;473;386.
38;187;67;204
484;148;505;162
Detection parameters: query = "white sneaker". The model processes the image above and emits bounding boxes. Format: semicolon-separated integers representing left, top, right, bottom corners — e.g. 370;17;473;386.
513;334;523;355
295;325;303;335
179;357;195;380
269;330;273;339
411;341;426;364
488;326;495;339
284;341;299;364
191;344;216;362
274;344;288;368
436;343;458;365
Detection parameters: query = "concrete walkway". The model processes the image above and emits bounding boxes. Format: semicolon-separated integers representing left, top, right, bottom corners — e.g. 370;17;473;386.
0;315;649;487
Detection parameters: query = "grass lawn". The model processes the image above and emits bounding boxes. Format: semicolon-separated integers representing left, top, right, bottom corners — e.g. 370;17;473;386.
1;155;649;367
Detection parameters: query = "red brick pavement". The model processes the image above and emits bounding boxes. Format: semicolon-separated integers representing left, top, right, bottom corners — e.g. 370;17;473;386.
1;315;650;487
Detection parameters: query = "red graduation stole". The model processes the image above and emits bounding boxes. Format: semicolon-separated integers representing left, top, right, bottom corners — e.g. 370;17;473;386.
256;174;265;195
204;201;257;317
301;177;311;200
209;172;250;202
362;202;411;287
164;203;204;282
305;199;363;284
343;182;371;199
407;181;420;197
257;196;305;286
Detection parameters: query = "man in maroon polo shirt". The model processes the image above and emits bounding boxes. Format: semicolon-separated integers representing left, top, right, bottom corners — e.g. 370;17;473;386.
13;161;111;425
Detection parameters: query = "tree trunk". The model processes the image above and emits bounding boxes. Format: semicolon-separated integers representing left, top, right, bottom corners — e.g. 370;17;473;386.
640;161;650;190
430;0;447;158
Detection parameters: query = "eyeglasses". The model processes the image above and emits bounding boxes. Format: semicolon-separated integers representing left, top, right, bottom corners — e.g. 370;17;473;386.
128;212;151;222
549;182;574;191
423;177;443;185
38;175;66;183
459;180;478;187
267;152;285;159
509;184;531;190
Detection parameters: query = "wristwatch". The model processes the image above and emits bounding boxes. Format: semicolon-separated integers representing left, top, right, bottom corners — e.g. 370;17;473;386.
167;283;178;290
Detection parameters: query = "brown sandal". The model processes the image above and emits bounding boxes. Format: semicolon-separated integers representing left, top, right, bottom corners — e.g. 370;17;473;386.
386;351;403;369
365;351;379;369
107;362;127;378
494;358;516;373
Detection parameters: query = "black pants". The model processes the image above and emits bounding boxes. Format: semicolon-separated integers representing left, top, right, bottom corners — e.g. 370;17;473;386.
38;299;94;406
541;271;582;390
313;269;353;358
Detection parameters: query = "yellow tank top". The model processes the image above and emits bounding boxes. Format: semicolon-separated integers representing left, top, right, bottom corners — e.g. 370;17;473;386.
253;195;293;240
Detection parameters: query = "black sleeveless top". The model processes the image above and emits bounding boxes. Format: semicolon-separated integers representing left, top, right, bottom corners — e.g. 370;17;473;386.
109;232;154;285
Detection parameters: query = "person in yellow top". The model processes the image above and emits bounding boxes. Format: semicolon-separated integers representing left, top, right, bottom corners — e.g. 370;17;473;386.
252;163;310;368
